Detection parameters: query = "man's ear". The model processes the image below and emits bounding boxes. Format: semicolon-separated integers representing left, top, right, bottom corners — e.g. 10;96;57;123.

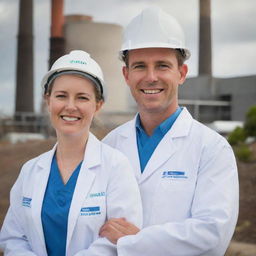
179;64;188;85
122;66;129;83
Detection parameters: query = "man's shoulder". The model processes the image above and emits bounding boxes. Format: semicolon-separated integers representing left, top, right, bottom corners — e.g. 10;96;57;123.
103;119;134;142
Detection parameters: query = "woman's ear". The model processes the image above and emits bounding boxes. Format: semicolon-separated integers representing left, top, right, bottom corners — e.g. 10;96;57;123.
44;94;51;112
95;100;104;113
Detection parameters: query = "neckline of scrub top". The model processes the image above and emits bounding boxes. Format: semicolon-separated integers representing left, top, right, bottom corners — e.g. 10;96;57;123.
41;154;83;256
54;153;83;188
136;107;182;172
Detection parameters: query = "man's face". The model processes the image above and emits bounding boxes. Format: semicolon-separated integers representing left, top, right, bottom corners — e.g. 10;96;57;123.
123;48;187;116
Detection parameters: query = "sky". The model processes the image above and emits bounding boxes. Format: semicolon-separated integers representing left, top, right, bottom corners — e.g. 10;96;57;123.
0;0;256;115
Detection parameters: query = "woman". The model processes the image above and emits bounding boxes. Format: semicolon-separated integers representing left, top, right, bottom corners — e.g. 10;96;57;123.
0;50;142;256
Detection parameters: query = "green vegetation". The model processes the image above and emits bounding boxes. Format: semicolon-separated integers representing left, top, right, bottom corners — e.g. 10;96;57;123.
228;105;256;162
234;144;253;162
244;105;256;137
228;127;246;146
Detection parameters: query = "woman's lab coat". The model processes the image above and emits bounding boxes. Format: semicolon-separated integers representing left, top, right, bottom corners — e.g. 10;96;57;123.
0;133;142;256
103;108;239;256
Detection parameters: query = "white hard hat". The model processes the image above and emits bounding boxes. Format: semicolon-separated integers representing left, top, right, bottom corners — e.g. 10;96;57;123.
120;7;190;60
41;50;106;100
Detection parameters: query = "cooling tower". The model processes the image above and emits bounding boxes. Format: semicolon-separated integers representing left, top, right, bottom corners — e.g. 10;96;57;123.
64;15;128;113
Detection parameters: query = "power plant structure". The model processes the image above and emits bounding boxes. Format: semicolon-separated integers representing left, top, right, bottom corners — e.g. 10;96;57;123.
8;0;256;137
178;0;256;122
15;0;34;115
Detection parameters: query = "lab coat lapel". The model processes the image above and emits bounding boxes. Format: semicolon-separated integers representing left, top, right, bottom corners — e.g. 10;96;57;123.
31;145;57;254
119;117;141;181
140;131;176;183
140;108;193;183
66;133;99;249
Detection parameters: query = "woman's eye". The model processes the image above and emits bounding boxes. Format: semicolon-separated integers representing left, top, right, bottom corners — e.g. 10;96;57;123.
56;94;66;98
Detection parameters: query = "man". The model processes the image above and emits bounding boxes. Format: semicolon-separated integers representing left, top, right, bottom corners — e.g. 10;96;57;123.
100;7;239;256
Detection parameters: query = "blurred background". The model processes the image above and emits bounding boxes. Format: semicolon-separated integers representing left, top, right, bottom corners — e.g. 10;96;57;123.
0;0;256;255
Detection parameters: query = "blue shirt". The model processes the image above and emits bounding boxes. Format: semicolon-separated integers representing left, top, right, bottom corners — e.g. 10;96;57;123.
136;107;182;172
41;154;82;256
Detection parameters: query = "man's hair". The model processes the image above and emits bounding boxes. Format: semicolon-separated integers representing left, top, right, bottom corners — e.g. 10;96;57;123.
121;49;186;67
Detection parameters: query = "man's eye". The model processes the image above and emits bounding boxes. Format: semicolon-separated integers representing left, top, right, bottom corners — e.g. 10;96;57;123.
78;96;89;100
159;64;170;68
133;65;145;69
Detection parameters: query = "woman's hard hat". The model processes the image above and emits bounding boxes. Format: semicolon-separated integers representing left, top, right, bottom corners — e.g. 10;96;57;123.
120;7;191;60
41;50;106;100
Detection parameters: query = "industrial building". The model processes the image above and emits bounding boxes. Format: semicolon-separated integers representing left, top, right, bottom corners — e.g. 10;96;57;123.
5;0;256;137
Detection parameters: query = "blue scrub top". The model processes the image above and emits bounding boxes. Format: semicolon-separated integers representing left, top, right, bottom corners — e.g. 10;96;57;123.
41;154;82;256
136;107;182;172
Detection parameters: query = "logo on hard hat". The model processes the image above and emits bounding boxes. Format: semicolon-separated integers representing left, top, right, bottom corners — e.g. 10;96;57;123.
70;60;87;65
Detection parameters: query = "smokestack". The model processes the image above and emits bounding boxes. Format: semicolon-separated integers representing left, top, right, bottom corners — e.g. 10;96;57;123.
199;0;212;76
49;0;65;68
15;0;34;114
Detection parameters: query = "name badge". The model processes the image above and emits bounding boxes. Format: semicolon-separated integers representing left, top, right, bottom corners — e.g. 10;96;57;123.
80;206;101;216
162;171;188;179
22;197;32;207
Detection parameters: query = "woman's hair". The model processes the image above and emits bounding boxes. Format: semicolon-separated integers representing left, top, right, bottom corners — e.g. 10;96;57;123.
44;74;103;103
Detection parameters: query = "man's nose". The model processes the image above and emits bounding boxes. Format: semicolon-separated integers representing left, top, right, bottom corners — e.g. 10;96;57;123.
145;67;158;83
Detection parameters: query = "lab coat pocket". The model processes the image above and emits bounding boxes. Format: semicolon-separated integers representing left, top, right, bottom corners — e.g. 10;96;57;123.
79;196;107;229
160;170;189;192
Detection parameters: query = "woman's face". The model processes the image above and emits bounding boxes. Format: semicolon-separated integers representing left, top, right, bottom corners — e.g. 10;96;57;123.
46;74;103;139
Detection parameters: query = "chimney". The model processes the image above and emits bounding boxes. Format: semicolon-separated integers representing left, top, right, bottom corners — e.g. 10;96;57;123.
49;0;65;68
15;0;34;114
199;0;212;76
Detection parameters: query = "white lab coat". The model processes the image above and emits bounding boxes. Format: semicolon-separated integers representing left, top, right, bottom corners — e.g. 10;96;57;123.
0;133;142;256
103;108;239;256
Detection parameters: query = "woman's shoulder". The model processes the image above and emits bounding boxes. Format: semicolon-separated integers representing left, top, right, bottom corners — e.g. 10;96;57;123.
21;148;54;174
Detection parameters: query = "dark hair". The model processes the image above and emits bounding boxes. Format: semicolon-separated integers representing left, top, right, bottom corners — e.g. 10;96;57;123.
121;48;186;67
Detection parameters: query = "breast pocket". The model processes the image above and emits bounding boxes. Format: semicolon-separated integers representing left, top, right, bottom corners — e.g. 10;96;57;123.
78;196;107;229
150;170;196;223
160;170;190;192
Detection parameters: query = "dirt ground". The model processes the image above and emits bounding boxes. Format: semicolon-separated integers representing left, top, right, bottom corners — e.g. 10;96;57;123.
0;137;256;254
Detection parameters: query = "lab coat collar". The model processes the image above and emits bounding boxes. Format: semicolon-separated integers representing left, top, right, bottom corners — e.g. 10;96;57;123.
66;133;101;251
33;133;102;253
119;108;192;139
31;145;56;255
118;108;193;183
37;132;101;169
141;108;193;182
118;114;142;181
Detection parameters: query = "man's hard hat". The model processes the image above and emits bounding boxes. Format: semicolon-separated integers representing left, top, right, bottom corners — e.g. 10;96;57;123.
41;50;106;100
120;7;191;60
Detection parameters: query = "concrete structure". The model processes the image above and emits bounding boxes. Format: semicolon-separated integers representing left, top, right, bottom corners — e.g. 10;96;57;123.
178;0;256;123
64;15;129;114
36;0;254;131
15;0;34;114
